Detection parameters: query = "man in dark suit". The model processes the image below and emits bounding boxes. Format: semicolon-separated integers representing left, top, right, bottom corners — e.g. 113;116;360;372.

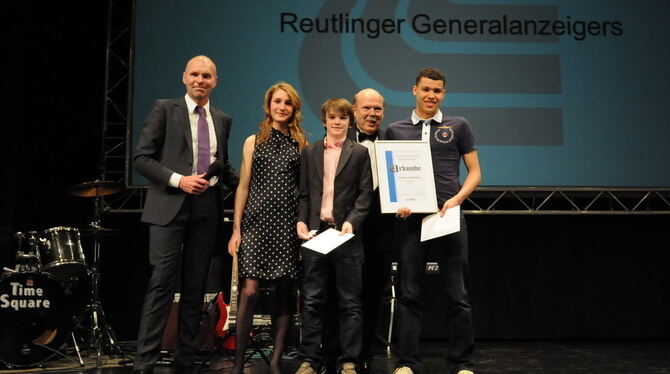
294;98;373;374
132;55;238;374
349;89;393;372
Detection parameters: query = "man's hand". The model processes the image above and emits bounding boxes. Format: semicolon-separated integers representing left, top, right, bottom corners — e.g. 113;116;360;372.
179;174;209;194
439;197;462;216
396;206;412;219
340;221;354;235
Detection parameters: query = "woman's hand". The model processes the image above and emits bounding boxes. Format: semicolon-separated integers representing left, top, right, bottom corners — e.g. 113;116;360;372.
228;230;241;256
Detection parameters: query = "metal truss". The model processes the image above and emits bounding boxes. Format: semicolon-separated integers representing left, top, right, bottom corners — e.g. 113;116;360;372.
106;186;670;215
107;186;145;214
100;0;133;183
462;187;670;215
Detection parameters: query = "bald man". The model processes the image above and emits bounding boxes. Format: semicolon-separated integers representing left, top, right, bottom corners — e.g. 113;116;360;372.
133;55;238;374
350;89;393;371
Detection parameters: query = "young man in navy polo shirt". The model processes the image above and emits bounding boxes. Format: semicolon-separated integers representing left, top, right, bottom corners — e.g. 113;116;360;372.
385;68;482;374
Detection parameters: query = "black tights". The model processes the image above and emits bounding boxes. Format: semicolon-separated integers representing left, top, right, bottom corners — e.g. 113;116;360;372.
231;277;294;374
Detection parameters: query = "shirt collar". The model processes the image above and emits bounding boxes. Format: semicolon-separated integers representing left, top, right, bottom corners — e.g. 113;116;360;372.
185;94;210;115
324;137;345;149
411;109;442;126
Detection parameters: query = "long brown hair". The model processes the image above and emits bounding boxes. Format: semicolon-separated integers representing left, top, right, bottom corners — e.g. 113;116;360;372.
256;82;308;150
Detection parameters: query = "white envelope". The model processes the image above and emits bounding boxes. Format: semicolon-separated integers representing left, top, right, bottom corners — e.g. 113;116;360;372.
301;228;354;254
420;206;460;242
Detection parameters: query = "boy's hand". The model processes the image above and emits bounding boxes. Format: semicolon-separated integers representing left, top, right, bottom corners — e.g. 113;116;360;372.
297;222;314;240
340;222;353;235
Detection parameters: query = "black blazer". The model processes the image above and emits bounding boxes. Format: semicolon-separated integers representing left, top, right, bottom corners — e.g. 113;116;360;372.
298;138;373;234
134;98;238;225
346;126;393;250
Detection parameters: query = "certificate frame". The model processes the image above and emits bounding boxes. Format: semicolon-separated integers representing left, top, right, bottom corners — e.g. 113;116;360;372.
374;140;437;214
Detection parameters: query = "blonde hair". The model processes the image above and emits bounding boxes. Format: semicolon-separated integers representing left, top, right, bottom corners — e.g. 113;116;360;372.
257;82;307;151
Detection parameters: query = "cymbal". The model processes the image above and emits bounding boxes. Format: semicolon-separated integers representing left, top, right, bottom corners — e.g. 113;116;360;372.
68;180;124;197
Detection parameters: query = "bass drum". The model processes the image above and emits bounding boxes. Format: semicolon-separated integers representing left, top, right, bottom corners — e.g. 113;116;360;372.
0;272;69;368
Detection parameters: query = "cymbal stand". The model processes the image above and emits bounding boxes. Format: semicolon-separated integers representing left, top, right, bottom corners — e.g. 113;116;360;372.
71;332;85;366
74;191;123;365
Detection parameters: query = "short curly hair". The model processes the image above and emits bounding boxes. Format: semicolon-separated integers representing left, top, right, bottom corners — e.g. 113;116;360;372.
415;67;446;86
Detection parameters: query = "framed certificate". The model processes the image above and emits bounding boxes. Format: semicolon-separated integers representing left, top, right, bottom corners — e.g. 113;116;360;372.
374;140;438;214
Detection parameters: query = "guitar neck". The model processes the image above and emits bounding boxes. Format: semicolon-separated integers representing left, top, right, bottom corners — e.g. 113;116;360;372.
228;254;239;326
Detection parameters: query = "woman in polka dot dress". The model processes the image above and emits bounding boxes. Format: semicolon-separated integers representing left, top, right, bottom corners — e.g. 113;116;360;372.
228;82;308;374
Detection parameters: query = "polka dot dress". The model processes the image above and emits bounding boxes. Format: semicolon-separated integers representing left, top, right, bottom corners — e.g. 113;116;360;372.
239;128;300;280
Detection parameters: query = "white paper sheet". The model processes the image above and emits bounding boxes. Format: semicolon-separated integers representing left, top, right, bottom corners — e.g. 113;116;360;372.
420;206;460;242
301;228;354;254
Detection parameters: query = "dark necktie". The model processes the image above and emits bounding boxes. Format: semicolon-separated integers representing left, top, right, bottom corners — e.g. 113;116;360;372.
357;131;378;143
195;106;210;174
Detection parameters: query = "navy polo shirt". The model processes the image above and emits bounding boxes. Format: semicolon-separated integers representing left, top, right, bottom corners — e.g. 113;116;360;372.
386;111;477;206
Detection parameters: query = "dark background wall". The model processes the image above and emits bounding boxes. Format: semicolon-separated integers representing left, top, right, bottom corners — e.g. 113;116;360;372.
3;1;669;342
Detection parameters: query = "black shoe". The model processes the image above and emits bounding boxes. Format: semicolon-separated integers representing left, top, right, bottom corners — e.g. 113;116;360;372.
133;369;154;374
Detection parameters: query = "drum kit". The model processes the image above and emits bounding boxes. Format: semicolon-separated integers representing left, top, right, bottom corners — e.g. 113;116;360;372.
0;180;124;368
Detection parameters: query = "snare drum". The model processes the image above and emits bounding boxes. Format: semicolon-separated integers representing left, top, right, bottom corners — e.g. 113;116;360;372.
0;272;69;368
39;227;86;283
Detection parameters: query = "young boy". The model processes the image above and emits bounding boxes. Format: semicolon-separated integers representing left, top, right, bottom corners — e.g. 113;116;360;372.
295;98;373;374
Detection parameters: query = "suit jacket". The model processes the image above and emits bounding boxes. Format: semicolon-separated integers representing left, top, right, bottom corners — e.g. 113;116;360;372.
298;138;373;234
134;98;238;225
347;126;392;250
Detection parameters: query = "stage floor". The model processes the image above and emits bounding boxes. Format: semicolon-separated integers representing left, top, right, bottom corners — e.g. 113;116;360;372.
2;340;669;374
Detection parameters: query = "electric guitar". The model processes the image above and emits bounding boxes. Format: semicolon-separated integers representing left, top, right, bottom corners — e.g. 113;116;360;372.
213;254;238;349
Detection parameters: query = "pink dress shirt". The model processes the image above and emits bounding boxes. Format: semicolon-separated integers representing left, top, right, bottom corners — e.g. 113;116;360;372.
319;138;344;223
